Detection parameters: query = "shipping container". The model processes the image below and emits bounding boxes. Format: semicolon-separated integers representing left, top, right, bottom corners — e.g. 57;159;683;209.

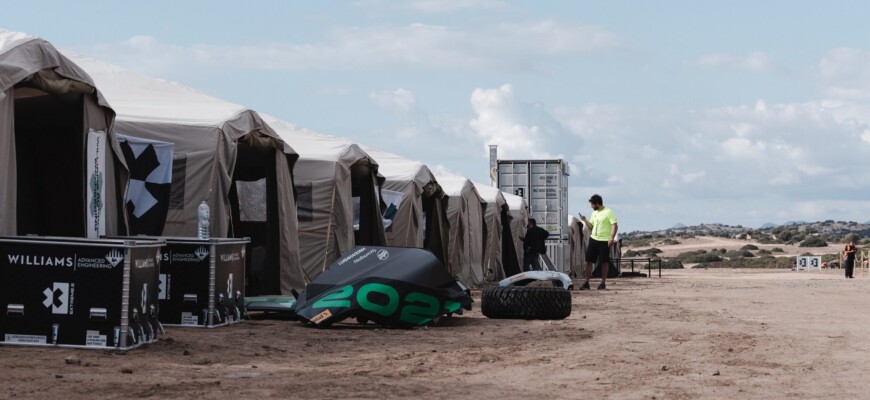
497;160;569;240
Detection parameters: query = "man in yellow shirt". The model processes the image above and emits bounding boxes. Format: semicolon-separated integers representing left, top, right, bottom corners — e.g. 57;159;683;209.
578;194;618;290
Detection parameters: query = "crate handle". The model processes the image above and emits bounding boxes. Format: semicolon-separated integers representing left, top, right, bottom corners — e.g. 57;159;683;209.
90;307;108;321
6;304;24;317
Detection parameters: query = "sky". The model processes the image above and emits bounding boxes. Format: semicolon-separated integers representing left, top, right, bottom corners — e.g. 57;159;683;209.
7;1;870;232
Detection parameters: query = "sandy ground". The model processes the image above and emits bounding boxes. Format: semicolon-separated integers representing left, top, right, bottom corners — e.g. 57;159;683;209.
3;268;870;399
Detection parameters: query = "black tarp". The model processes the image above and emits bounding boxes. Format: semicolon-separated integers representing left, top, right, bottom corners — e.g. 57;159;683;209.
295;246;472;328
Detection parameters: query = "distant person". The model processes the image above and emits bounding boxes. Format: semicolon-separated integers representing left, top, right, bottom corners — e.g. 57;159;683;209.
521;219;549;271
579;194;618;290
844;240;857;279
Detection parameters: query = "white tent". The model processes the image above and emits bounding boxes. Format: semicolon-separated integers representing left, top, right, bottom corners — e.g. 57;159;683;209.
361;146;450;266
567;216;621;277
69;55;303;294
0;30;127;238
471;182;508;281
567;215;587;278
434;171;485;287
264;117;386;282
503;192;528;276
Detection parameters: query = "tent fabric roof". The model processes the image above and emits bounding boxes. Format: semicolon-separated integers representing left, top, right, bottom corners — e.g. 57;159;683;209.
503;192;527;212
503;191;529;270
567;215;588;277
65;55;255;127
66;53;303;293
263;115;385;280
472;181;508;281
67;56;295;156
0;30;36;58
262;116;377;173
0;29;124;237
0;30;113;111
472;182;507;207
433;170;486;286
433;172;476;198
359;145;445;251
360;146;434;194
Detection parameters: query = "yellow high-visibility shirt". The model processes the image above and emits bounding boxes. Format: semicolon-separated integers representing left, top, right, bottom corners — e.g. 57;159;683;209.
590;207;617;242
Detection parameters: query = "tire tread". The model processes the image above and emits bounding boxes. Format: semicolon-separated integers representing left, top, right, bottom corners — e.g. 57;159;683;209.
481;286;571;320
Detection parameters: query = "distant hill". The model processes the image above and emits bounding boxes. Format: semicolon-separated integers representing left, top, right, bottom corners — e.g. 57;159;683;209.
760;222;777;229
623;220;870;245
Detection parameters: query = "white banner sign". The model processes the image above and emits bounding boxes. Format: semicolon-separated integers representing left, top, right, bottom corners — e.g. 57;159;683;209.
796;256;821;271
86;130;107;238
380;189;405;230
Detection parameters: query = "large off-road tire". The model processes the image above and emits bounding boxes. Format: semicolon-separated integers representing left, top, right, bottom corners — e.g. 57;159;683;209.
481;286;572;320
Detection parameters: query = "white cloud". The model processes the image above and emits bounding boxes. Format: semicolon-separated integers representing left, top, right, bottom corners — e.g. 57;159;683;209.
430;164;462;176
792;201;830;219
769;172;799;186
369;88;416;113
692;51;779;73
640;145;660;160
364;84;584;185
720;137;766;158
497;20;619;56
730;122;755;137
819;48;870;100
550;96;870;229
681;171;706;184
356;88;484;176
469;84;576;159
78;21;619;76
469;84;536;155
407;0;507;13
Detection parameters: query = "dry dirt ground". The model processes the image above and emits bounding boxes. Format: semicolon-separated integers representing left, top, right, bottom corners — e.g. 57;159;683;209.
4;268;870;399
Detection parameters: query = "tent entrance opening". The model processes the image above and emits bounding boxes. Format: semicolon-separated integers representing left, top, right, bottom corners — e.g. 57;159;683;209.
14;88;85;236
351;163;384;246
230;144;279;296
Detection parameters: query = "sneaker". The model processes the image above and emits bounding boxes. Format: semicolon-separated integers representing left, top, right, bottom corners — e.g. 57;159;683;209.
579;282;590;290
597;282;606;290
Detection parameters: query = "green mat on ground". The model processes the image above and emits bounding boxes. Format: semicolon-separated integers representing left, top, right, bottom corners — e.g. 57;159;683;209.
244;296;297;312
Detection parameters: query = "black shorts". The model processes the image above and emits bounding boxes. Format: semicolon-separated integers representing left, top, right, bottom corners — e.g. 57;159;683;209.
586;239;611;263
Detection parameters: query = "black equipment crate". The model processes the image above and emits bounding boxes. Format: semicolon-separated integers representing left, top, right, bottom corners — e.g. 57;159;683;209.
153;237;248;328
0;236;163;350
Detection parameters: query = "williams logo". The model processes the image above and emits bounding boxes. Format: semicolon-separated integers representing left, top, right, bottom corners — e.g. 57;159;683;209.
195;246;209;262
220;253;241;262
43;282;73;315
377;249;390;261
7;254;73;267
105;249;124;267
